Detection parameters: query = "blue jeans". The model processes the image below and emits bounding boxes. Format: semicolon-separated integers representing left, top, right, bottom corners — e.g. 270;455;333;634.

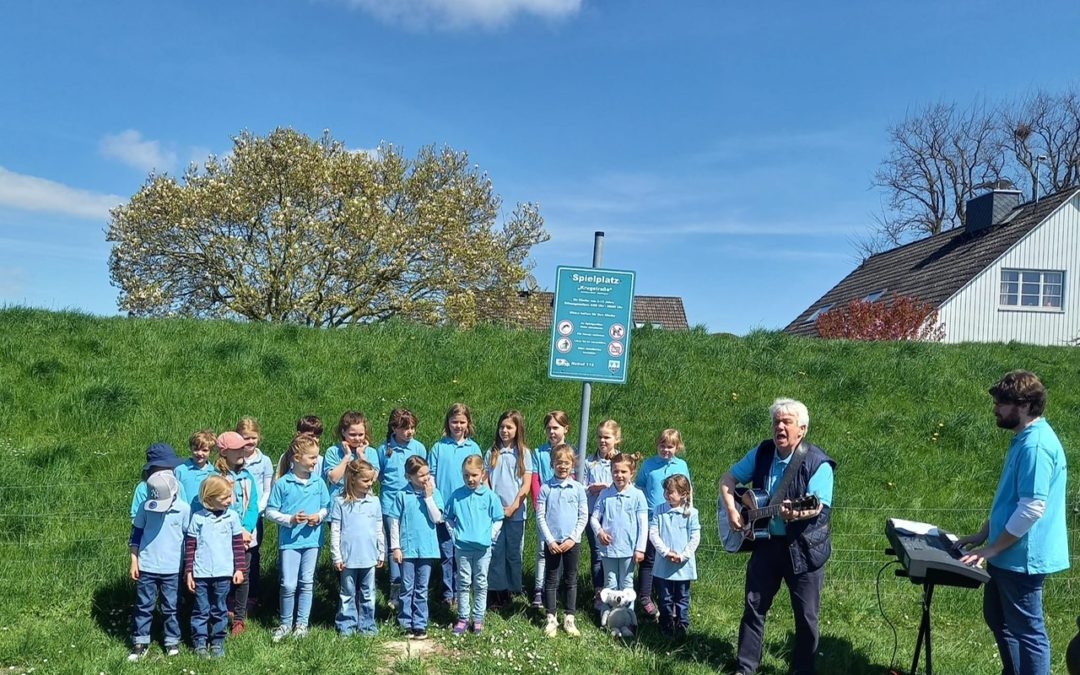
337;567;377;635
399;559;433;631
437;522;456;602
534;528;547;591
489;519;524;592
456;547;492;622
657;578;691;632
132;571;181;646
191;577;231;648
279;547;319;628
984;564;1050;675
585;526;603;590
603;557;635;591
383;516;401;586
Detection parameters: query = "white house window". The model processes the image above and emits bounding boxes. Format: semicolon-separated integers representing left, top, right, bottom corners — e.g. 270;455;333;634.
863;289;886;302
805;303;833;323
999;269;1064;309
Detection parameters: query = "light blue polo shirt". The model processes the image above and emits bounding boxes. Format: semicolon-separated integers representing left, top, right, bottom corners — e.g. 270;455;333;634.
331;493;383;568
486;446;534;522
429;436;482;500
446;484;504;551
323;443;381;497
130;479;189;520
989;417;1069;574
187;509;243;578
133;500;191;575
267;472;331;549
386;485;445;559
635;455;691;514
174;461;213;507
592;484;648;558
538;477;588;543
377;438;427;513
651;504;700;581
584;455;613;514
730;446;834;536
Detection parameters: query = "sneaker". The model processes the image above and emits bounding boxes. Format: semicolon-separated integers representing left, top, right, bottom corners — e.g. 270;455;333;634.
452;619;468;636
471;621;483;634
411;628;428;640
165;645;180;657
194;645;209;659
640;598;659;620
532;589;543;608
563;614;580;637
230;619;246;636
271;625;291;643
293;625;309;639
488;591;504;610
127;643;149;662
210;643;225;658
544;614;558;638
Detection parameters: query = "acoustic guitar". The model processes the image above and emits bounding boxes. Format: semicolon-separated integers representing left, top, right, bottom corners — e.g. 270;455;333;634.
716;486;821;553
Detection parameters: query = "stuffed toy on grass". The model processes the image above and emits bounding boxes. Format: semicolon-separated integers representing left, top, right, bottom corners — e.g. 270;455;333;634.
598;588;637;638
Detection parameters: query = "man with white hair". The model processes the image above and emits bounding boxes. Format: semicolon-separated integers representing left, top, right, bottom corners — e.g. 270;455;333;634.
719;398;835;675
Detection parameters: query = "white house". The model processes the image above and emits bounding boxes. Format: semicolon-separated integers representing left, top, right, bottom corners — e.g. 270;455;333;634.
786;186;1080;345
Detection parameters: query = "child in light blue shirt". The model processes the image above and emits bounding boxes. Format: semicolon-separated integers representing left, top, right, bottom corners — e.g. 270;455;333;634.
128;472;190;661
377;407;427;609
529;410;571;607
536;444;588;638
324;410;380;498
266;434;330;642
591;452;648;594
634;428;692;619
174;430;215;507
429;403;482;606
185;475;246;658
649;474;700;637
330;458;384;636
387;456;444;639
584;419;620;598
237;417;274;611
445;454;504;634
485;410;533;608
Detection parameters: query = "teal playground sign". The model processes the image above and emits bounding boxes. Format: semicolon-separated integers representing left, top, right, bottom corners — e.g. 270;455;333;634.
548;266;636;384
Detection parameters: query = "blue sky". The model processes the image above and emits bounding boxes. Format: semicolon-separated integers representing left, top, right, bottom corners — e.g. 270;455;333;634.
2;1;1079;334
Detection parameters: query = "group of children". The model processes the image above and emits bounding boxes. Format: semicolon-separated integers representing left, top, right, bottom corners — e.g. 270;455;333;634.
127;406;700;659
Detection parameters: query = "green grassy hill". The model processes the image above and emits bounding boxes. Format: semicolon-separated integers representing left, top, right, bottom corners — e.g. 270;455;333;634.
0;307;1078;674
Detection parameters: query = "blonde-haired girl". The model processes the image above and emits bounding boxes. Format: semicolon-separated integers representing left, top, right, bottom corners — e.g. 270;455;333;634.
330;459;384;636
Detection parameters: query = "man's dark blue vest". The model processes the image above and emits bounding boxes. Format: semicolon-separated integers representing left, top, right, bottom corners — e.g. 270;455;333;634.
751;439;836;574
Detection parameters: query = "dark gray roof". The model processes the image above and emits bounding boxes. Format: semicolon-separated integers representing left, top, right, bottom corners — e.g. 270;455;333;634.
785;187;1080;337
517;292;689;331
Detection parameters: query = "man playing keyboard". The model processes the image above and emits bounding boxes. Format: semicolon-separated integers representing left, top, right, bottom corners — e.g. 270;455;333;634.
956;370;1069;675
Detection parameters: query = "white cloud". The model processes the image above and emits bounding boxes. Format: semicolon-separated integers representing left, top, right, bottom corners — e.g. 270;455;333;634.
340;0;582;29
0;166;123;219
99;129;178;172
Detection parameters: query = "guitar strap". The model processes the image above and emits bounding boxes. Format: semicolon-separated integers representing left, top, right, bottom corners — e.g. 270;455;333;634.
766;441;807;507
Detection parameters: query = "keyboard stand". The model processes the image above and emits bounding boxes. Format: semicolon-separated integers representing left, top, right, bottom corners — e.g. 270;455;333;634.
910;581;935;675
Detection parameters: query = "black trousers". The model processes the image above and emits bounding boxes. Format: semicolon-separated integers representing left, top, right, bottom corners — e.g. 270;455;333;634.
543;543;580;615
736;536;823;675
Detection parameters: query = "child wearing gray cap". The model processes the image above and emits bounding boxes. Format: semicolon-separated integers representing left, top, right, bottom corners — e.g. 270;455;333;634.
128;471;191;661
